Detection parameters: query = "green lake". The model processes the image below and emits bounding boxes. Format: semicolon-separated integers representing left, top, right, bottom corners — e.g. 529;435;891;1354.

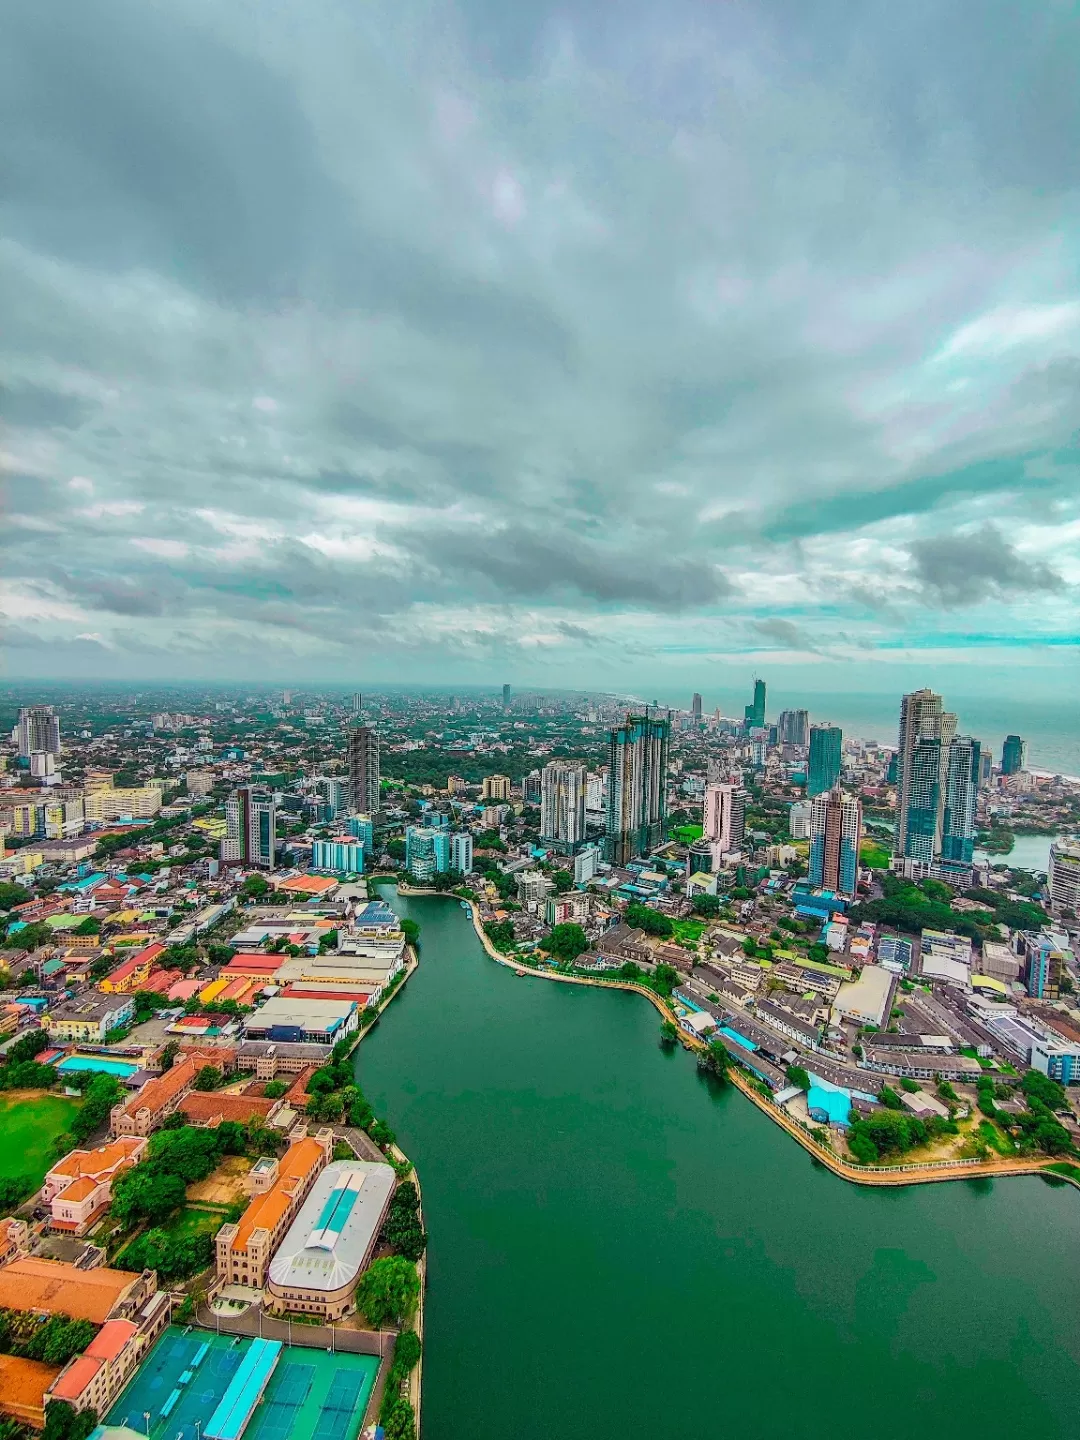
358;889;1080;1440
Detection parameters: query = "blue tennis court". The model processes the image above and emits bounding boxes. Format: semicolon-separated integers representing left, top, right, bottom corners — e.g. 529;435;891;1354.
107;1327;378;1440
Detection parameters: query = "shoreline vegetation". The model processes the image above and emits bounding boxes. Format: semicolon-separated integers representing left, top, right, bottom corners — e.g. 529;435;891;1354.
391;884;1077;1195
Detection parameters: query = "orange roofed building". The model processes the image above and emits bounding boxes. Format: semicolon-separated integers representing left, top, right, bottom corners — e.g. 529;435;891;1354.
0;1354;63;1429
214;1131;331;1289
46;1318;142;1417
111;1057;196;1138
0;1258;155;1326
43;1137;147;1236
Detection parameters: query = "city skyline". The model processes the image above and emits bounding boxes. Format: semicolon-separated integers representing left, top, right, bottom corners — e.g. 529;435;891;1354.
2;3;1078;694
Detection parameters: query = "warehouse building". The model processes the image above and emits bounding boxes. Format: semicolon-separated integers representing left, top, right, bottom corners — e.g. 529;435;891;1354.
265;1161;397;1320
243;997;358;1045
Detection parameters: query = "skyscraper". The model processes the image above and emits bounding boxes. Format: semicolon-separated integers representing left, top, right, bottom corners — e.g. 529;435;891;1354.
808;787;862;898
540;761;587;853
1001;734;1027;776
222;787;276;868
16;706;60;758
807;725;842;797
502;683;512;710
894;689;956;862
691;692;703;721
347;725;380;815
405;825;450;880
351;692;362;715
605;713;670;865
778;709;810;748
941;736;981;863
481;775;512;802
703;782;746;856
744;678;766;729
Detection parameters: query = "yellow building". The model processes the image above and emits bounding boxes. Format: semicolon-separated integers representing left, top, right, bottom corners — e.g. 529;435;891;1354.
198;977;227;1006
84;788;162;822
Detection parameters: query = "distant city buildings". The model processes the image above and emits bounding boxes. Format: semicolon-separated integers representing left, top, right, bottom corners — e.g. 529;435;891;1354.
1001;734;1027;776
788;798;813;840
222;787;276;868
808;787;862;899
605;712;670;865
540;760;587;853
691;692;703;721
807;724;842;797
346;725;380;815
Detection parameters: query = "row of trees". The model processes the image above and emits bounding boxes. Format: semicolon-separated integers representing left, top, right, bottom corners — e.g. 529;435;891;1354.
0;1308;95;1366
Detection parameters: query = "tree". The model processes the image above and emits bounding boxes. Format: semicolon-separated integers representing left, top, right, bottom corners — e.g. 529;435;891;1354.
691;894;721;918
386;839;407;861
624;902;673;938
5;1028;48;1065
192;1065;222;1092
43;1402;98;1440
786;1065;810;1091
74;916;101;936
659;1020;679;1047
0;883;30;912
111;1167;185;1227
241;874;270;899
69;1074;124;1144
652;963;680;998
551;870;573;894
697;1040;730;1081
545;923;588;964
263;1079;288;1099
355;1256;420;1328
401;919;420;947
618;961;642;981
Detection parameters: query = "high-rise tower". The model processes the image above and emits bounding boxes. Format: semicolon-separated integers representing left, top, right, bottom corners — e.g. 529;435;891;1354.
941;736;981;863
347;725;381;815
16;706;60;758
605;713;670;865
1001;735;1026;776
744;678;766;730
808;787;862;899
894;689;956;862
222;787;276;868
540;761;587;853
807;725;842;797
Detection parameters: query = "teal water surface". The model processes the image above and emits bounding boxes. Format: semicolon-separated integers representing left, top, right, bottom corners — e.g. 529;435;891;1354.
358;890;1080;1440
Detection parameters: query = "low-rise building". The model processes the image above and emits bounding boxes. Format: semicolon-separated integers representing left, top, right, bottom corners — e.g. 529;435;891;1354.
43;1137;147;1236
831;965;893;1030
111;1057;196;1137
265;1160;396;1320
0;1258;155;1325
243;997;358;1046
45;990;135;1044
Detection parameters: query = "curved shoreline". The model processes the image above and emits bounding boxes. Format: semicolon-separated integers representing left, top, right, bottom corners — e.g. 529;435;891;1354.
394;885;1073;1193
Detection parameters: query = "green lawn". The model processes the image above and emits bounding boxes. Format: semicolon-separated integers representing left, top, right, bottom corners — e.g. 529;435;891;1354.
860;840;891;870
0;1092;81;1191
977;1120;1016;1156
671;919;705;947
674;824;703;842
168;1205;230;1240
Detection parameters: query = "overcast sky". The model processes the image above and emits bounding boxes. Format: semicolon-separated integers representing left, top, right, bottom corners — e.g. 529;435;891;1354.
2;0;1078;698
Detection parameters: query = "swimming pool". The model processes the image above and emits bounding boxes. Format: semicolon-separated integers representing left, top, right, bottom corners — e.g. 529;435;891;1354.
56;1055;140;1078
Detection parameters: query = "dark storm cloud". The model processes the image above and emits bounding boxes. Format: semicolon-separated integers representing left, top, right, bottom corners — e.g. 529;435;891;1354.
1;0;1078;681
907;527;1066;608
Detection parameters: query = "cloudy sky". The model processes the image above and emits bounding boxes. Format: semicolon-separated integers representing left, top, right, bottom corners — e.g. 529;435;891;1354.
2;0;1078;698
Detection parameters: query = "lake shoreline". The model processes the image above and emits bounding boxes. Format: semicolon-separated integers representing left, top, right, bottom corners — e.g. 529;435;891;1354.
391;884;1071;1194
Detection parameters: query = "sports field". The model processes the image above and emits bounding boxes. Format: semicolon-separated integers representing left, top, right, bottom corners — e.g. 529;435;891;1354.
107;1327;378;1440
0;1092;80;1190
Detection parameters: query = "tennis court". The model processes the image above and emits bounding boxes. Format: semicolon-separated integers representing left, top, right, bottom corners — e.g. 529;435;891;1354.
107;1327;378;1440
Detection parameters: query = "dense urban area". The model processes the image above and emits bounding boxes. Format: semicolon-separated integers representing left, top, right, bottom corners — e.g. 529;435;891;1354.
0;680;1078;1440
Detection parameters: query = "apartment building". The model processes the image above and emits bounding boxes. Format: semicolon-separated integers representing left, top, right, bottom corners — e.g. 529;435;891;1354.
111;1057;197;1138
